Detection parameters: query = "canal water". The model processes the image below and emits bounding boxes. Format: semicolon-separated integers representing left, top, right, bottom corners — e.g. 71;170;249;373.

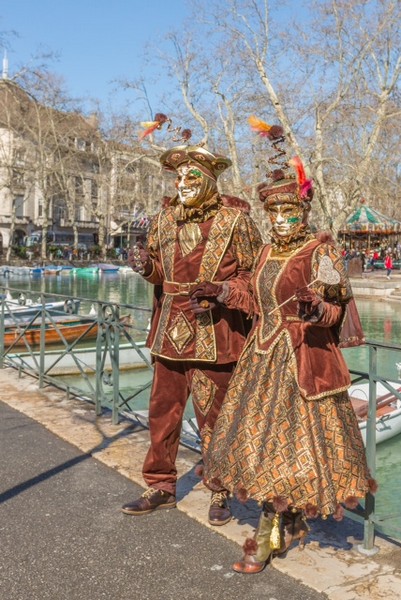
2;270;401;541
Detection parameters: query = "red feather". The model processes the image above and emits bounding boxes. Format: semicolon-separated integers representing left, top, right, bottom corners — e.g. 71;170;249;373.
138;121;161;140
289;156;314;199
288;156;307;185
138;113;169;140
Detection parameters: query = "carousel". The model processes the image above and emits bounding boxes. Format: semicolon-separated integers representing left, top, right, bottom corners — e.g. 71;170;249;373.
339;204;401;252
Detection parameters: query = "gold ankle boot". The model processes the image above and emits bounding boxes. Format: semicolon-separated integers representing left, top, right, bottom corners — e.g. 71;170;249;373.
232;507;281;574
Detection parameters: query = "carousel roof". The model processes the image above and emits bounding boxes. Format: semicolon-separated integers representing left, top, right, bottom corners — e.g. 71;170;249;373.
343;205;401;232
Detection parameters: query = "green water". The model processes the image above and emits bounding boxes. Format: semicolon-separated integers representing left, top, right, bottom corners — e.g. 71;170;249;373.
2;271;401;541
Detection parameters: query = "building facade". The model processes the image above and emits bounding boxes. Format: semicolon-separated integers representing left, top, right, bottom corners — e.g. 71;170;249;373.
0;74;167;257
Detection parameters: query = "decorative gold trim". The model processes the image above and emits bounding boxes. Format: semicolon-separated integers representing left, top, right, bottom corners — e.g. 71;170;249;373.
191;369;218;416
198;207;240;282
166;311;195;354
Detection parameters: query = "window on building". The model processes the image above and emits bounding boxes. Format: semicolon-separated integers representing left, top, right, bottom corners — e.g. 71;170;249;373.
12;169;24;186
76;138;86;151
53;198;66;222
91;180;98;199
75;205;85;221
13;148;26;166
14;196;25;217
75;176;84;195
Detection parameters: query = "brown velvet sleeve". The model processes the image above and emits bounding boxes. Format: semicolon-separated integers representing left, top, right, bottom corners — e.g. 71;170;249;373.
222;243;265;317
142;213;164;285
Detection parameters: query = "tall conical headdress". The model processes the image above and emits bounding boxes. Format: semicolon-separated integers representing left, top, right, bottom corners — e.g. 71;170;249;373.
248;115;313;204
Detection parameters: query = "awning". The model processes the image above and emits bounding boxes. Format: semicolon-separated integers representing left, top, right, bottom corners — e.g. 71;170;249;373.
342;205;401;233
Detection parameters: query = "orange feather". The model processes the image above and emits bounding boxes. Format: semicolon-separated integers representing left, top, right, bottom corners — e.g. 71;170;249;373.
248;115;273;137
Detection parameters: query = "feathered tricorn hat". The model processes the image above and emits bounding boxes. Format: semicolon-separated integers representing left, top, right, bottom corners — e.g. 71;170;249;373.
248;115;313;205
138;112;231;181
160;145;231;181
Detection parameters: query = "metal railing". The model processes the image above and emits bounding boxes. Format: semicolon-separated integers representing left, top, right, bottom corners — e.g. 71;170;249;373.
1;286;401;551
0;285;200;451
347;340;401;553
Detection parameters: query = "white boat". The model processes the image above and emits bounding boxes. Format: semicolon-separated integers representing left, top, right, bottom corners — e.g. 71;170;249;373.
90;263;119;273
0;266;31;277
349;381;401;444
0;265;14;277
1;295;80;319
6;341;151;374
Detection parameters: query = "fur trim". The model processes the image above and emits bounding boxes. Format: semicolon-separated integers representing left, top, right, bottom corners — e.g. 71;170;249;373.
304;503;319;519
208;477;223;491
235;487;249;504
194;464;204;478
333;504;345;521
344;496;360;510
272;496;289;513
368;478;378;494
243;538;258;556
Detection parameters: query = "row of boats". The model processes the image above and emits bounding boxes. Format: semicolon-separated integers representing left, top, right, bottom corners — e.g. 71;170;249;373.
0;263;130;277
1;292;401;448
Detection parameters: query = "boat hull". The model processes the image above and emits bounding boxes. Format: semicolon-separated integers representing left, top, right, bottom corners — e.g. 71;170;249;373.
4;318;98;348
350;381;401;444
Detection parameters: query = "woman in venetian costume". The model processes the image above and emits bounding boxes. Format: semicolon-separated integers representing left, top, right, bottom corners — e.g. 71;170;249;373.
192;121;375;574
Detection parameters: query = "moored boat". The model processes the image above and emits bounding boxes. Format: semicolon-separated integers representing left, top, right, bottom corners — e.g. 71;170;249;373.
3;314;132;349
3;315;99;348
7;340;151;374
74;266;99;275
349;381;401;444
0;266;14;277
44;265;63;275
90;263;119;272
1;297;80;319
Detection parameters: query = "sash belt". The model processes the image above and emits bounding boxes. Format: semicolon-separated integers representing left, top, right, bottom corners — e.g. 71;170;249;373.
163;281;225;296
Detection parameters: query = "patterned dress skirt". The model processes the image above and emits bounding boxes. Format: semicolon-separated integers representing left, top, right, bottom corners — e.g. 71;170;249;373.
204;331;370;516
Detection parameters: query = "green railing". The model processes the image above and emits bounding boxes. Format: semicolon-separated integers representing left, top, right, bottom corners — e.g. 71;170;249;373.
0;285;200;451
347;340;401;553
1;286;401;551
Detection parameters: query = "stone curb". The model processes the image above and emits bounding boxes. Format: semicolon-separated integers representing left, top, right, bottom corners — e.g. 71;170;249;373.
1;366;400;599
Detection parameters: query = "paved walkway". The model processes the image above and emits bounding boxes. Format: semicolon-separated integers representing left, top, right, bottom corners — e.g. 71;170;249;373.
1;367;401;599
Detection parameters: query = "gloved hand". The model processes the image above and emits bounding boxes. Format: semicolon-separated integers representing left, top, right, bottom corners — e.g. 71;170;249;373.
127;243;152;275
295;286;323;319
189;282;224;314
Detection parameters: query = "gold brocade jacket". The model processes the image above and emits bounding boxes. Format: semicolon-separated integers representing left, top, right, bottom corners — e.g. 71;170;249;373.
143;204;262;363
224;238;354;399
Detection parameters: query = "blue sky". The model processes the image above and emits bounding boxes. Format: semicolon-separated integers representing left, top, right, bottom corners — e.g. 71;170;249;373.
1;0;189;113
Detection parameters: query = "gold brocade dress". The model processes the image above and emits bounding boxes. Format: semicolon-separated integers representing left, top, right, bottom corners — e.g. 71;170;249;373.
204;240;370;516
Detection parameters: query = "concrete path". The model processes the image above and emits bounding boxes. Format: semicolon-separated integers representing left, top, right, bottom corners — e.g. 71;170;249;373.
0;366;401;599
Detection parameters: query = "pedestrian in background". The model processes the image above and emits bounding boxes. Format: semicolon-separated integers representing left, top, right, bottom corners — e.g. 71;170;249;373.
385;253;393;279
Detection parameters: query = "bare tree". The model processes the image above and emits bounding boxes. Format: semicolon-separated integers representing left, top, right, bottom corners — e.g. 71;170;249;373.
142;0;401;236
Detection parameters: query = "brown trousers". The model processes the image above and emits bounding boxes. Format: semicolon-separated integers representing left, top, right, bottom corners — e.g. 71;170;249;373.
142;356;235;495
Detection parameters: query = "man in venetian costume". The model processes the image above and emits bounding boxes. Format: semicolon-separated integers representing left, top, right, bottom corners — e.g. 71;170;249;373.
121;141;262;525
199;120;375;573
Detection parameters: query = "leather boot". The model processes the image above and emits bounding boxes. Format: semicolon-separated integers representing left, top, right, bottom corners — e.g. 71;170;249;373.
121;487;176;515
208;490;231;526
232;506;281;574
